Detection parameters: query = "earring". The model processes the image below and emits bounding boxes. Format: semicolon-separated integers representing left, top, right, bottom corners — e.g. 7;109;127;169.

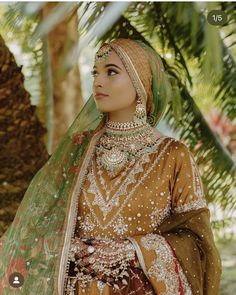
133;97;147;125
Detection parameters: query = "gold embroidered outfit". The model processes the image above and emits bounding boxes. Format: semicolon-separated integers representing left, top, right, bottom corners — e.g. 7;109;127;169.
0;38;221;295
64;133;220;294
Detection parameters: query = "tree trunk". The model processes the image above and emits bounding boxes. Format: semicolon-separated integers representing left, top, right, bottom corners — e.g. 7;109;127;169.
0;35;49;237
42;3;84;153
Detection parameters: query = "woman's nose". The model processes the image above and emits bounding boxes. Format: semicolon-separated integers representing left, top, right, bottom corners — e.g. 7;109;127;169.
93;74;106;87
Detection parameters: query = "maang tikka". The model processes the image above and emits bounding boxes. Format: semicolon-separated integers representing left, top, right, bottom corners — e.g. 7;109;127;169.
95;44;112;64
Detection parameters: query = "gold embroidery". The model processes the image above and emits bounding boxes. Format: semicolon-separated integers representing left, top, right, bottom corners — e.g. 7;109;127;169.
77;139;174;237
189;153;204;198
173;198;207;214
141;233;187;295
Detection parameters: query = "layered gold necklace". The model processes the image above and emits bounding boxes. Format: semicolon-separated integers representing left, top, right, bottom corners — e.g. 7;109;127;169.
95;119;164;176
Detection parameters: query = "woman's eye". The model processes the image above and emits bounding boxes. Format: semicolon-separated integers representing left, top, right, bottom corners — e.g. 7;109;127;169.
90;69;117;77
90;70;97;77
107;69;117;76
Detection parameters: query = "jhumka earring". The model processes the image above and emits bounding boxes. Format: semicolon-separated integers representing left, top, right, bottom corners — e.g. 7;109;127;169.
133;97;147;125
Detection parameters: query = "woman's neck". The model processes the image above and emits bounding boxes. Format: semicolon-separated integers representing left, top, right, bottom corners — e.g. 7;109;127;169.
107;101;137;123
108;113;134;123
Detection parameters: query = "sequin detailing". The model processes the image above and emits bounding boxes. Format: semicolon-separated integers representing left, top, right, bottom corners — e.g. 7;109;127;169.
79;214;95;232
77;138;174;237
113;215;129;235
171;142;208;214
149;206;171;229
141;233;192;295
174;198;207;214
189;154;204;198
70;137;211;294
97;280;106;293
89;152;151;218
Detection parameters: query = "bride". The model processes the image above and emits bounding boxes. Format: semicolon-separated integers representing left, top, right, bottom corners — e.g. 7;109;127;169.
0;38;221;295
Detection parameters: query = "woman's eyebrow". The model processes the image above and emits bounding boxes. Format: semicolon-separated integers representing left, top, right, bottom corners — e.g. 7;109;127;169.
93;63;122;70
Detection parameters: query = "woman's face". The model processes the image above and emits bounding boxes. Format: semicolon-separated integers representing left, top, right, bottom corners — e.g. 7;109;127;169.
92;49;137;113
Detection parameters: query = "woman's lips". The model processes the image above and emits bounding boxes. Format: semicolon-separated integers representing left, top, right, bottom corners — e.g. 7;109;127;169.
95;94;109;99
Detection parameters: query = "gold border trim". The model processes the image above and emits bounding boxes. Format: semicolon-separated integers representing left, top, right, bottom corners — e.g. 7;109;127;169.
56;128;105;295
126;236;149;279
110;43;147;104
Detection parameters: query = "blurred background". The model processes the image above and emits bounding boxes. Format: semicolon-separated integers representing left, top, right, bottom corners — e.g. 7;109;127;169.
0;2;235;294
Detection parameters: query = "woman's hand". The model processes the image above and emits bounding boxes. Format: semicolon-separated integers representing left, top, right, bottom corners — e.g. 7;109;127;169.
73;238;130;286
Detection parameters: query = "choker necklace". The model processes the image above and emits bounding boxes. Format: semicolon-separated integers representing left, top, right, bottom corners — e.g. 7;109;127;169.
95;119;165;175
105;118;145;130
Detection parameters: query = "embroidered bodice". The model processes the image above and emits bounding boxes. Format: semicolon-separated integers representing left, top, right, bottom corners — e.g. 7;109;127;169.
74;136;207;240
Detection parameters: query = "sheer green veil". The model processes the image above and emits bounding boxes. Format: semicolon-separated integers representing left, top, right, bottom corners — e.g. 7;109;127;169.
0;94;103;294
0;39;172;294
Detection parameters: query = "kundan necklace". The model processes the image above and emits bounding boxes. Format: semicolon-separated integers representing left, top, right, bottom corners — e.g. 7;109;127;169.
95;118;165;175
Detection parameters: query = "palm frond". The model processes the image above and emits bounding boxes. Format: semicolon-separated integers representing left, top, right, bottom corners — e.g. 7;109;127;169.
213;44;236;121
131;2;236;122
19;2;45;16
211;216;236;231
64;2;130;70
30;2;80;43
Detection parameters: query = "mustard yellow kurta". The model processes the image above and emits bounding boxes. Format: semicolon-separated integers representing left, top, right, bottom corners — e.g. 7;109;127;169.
73;136;208;294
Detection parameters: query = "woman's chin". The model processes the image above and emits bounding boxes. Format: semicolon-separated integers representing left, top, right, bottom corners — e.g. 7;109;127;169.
96;105;113;113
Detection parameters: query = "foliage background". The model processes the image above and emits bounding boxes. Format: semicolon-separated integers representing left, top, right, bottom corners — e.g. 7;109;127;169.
0;2;235;294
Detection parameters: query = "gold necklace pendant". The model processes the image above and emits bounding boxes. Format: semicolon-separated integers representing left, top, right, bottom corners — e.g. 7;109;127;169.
101;146;128;172
96;125;162;175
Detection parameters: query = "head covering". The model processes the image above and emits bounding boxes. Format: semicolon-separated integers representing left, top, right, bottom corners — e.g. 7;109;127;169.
0;38;172;294
96;38;172;127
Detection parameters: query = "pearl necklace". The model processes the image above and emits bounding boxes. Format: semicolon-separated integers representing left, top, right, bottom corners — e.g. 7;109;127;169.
95;119;164;175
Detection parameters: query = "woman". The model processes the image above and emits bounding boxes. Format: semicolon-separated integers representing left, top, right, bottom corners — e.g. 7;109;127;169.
0;38;221;295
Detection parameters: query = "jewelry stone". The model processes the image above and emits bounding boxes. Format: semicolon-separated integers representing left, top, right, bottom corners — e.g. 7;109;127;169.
96;119;164;176
87;246;95;253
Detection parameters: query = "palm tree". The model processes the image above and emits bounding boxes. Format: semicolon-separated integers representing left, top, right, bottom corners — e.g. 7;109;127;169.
0;34;49;236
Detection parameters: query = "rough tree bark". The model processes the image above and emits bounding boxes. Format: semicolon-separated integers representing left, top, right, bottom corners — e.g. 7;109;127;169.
0;34;49;236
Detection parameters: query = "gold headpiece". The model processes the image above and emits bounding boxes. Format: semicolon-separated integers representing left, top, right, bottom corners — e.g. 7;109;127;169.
95;44;112;64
